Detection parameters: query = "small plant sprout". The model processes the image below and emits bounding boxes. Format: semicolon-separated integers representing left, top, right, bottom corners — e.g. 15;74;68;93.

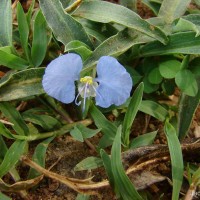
42;53;133;110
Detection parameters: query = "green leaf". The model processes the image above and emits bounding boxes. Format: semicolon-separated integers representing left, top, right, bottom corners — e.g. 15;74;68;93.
143;75;159;93
130;131;157;149
90;104;117;148
74;157;103;171
161;80;176;95
0;140;27;178
148;67;163;84
76;194;90;200
0;122;16;139
159;60;182;79
0;135;8;160
190;57;200;76
0;192;12;200
122;83;144;146
70;124;101;142
17;2;31;62
82;29;152;75
111;126;143;200
70;126;83;142
177;76;200;140
140;32;200;57
65;40;92;61
22;113;60;131
164;121;183;200
26;0;35;25
28;137;54;178
31;10;48;67
175;69;198;96
100;149;115;190
139;100;168;121
173;18;200;36
142;0;160;15
0;68;45;101
73;1;168;44
0;102;29;136
0;48;29;70
0;0;12;46
39;0;92;47
158;0;191;23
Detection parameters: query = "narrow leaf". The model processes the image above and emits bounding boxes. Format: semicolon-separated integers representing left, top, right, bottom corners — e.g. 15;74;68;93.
139;100;168;121
0;192;11;200
130;131;157;149
28;137;54;178
73;1;168;44
0;140;27;178
111;126;143;200
100;150;115;190
0;135;8;160
31;10;48;67
74;157;103;171
0;0;12;46
122;82;144;146
0;102;29;136
140;32;200;57
158;0;191;23
90;104;117;148
39;0;92;47
164;121;183;200
178;76;200;140
17;2;30;62
0;48;28;70
82;29;152;75
0;68;45;101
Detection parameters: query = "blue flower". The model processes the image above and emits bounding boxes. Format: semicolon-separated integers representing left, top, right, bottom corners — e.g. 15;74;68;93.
42;53;133;109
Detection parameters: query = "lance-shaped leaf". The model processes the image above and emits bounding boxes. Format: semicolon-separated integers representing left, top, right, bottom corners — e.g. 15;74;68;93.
0;102;29;136
140;32;200;57
39;0;92;47
178;76;200;140
0;0;12;47
73;0;168;44
164;121;183;200
17;2;31;63
158;0;191;23
31;10;48;67
82;29;153;75
28;137;54;179
0;68;45;101
111;126;143;200
0;47;29;70
0;140;27;178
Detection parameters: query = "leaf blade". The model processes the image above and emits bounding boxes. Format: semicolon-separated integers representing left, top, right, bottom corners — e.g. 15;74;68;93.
73;1;168;44
0;0;12;47
39;0;92;47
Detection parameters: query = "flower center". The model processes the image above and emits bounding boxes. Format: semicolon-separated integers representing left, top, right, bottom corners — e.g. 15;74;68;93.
75;76;98;111
80;76;93;85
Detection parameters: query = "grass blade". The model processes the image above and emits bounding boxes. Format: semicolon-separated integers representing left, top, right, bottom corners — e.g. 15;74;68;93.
111;126;143;200
164;121;183;200
0;140;27;178
122;82;144;147
0;0;12;47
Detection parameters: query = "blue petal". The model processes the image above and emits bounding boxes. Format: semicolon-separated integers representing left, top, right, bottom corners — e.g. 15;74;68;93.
42;53;82;103
95;56;132;108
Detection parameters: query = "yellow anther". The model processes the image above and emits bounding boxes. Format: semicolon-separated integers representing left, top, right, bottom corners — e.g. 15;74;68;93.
80;76;93;85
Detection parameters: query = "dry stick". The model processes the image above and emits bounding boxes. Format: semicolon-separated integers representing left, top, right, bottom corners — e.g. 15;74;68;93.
12;0;19;9
21;154;172;194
